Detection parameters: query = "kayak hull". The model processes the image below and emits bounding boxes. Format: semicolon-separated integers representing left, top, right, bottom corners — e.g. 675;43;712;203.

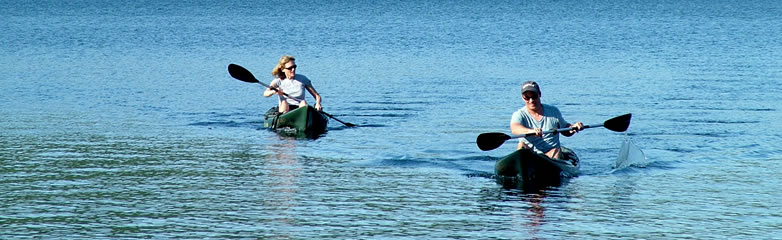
264;106;328;137
495;147;580;187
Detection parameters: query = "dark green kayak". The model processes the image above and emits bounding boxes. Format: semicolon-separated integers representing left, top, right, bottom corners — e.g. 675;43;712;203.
495;147;580;184
264;106;328;137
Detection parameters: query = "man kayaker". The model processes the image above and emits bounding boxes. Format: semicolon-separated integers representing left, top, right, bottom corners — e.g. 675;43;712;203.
510;81;584;159
263;55;323;113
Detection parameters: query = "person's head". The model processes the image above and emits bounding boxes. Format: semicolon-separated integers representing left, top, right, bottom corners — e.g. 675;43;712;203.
521;81;541;105
272;55;297;79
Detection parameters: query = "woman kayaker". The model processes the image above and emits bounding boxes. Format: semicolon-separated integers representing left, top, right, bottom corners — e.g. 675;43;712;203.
510;81;584;159
263;55;323;113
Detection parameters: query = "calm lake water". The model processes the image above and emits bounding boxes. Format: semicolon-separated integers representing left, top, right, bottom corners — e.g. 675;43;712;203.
2;0;782;238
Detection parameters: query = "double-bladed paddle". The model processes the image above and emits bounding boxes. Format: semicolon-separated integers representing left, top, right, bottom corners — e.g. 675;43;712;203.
227;63;357;127
476;113;632;151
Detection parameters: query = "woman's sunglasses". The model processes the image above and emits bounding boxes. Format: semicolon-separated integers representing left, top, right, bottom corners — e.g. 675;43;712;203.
284;65;297;70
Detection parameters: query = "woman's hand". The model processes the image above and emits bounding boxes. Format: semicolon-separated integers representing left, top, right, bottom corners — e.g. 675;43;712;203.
263;87;284;98
569;122;584;134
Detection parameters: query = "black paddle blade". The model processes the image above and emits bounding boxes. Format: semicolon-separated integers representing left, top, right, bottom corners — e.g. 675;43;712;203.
604;113;632;132
477;132;512;151
227;64;260;83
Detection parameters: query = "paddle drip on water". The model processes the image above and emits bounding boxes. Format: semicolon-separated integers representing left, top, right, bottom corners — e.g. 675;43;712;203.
613;135;647;170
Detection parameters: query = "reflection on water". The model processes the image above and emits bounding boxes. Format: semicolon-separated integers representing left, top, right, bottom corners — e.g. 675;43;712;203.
481;185;563;240
521;193;547;239
260;137;300;235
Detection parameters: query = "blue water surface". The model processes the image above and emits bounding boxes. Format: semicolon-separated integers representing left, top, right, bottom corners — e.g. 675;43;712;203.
2;0;781;238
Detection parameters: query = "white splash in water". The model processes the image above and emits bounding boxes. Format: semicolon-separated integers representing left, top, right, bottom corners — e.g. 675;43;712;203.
613;136;648;170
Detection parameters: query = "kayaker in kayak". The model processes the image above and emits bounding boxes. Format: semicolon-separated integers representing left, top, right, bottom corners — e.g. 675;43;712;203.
510;81;584;160
263;55;323;113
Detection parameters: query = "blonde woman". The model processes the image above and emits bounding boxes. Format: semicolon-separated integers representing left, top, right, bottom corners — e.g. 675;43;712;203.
263;55;323;113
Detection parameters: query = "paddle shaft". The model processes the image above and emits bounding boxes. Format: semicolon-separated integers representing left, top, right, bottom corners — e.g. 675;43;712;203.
320;111;354;127
508;124;598;139
526;113;630;137
533;123;601;136
477;113;631;151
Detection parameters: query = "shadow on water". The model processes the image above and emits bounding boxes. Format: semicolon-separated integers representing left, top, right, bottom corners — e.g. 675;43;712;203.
328;123;386;130
404;148;674;194
187;110;265;130
187;110;383;139
189;119;329;139
610;160;676;175
458;154;578;193
495;175;574;193
348;113;416;118
372;154;577;193
189;120;263;129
